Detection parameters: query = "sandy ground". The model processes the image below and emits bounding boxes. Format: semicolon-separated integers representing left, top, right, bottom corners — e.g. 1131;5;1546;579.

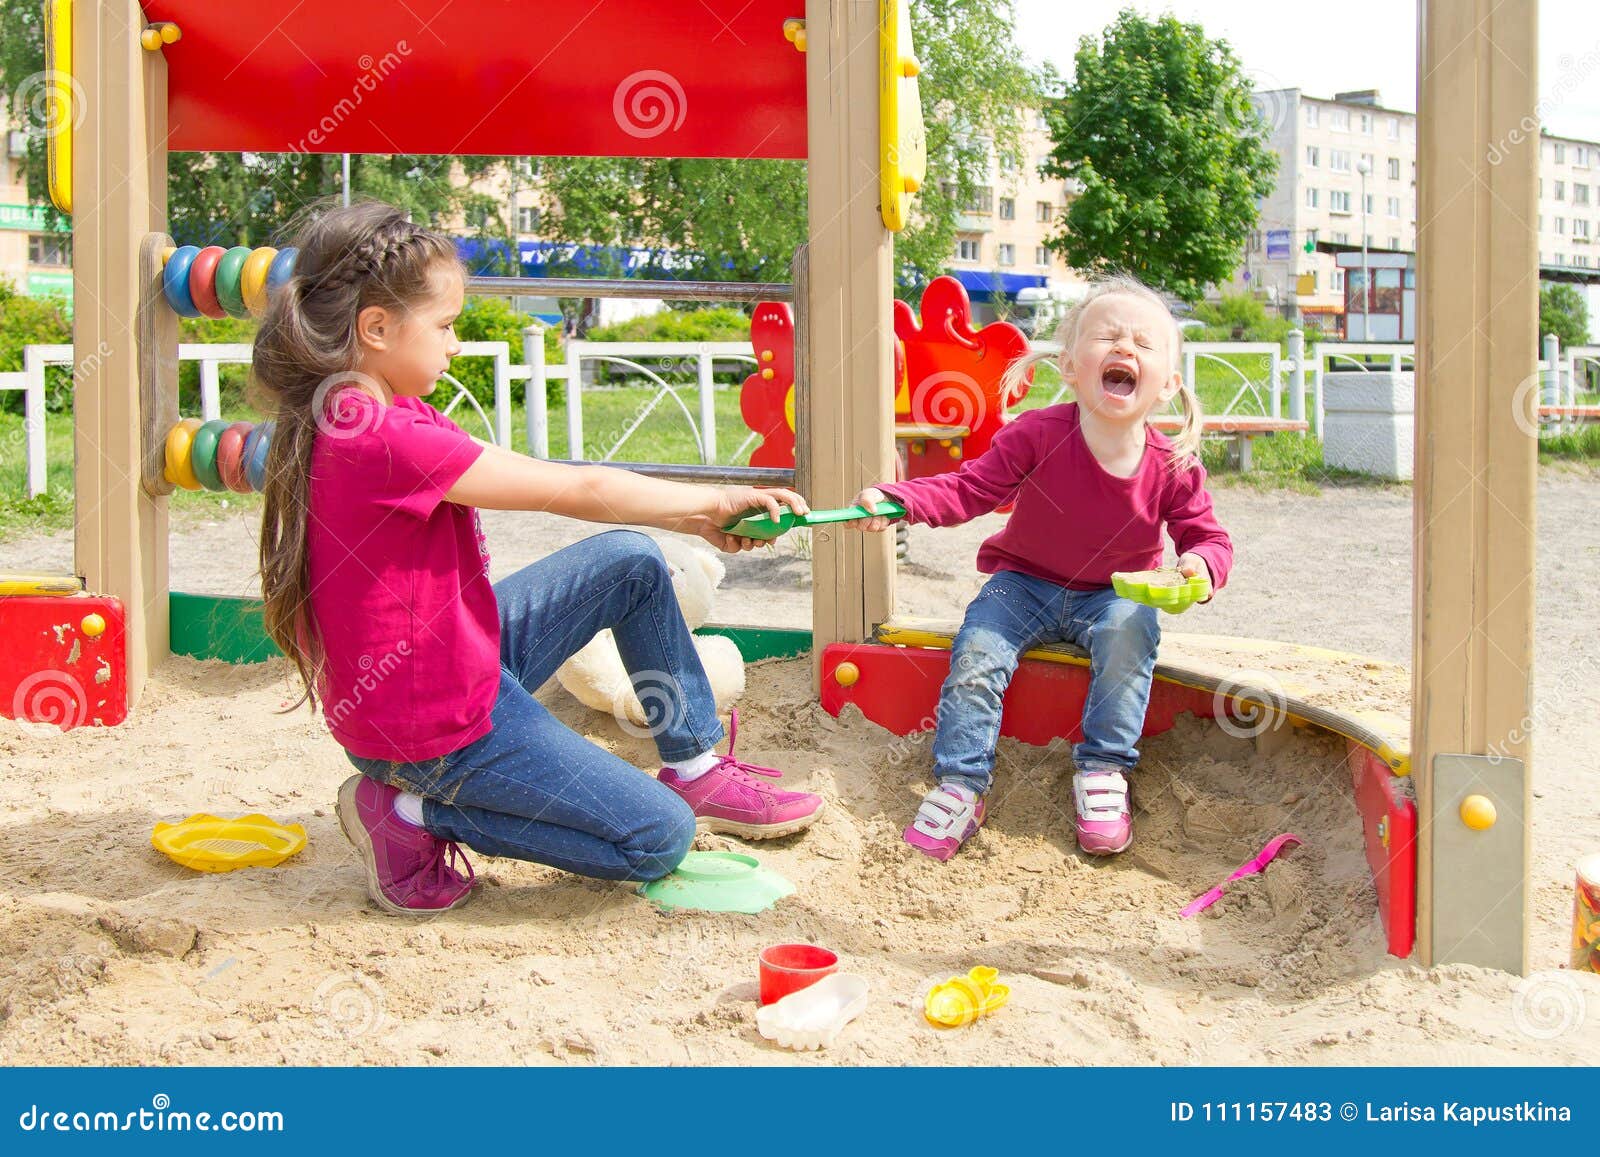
2;470;1599;1065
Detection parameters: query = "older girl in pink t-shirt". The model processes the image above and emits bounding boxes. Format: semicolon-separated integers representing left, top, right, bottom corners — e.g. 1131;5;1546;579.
254;201;823;916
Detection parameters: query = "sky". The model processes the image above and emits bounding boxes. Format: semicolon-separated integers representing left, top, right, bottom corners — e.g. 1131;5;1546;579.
1014;0;1600;144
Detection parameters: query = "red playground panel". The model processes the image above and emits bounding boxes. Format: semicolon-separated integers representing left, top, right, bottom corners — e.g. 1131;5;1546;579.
819;641;1417;958
892;277;1031;462
0;595;128;730
142;1;808;159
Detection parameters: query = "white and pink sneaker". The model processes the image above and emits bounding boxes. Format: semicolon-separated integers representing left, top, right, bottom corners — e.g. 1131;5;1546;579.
1072;768;1133;855
903;782;986;861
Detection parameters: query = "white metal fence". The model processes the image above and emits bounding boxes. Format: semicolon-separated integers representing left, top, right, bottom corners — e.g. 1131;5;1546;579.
9;332;1598;497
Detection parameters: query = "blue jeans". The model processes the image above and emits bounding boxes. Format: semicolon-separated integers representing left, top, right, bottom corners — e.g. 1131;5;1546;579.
347;530;721;882
932;571;1160;794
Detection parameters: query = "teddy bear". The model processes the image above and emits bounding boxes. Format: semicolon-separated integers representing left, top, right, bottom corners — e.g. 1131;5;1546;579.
555;536;746;729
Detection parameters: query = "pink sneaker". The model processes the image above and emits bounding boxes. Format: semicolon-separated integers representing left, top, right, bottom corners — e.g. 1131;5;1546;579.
903;782;985;861
1072;768;1132;855
336;775;475;915
657;711;825;839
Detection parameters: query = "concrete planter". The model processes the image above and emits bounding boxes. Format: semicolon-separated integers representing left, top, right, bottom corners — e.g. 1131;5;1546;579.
1323;371;1414;481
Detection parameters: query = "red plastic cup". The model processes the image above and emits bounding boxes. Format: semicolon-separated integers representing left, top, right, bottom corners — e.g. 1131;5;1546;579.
758;944;839;1006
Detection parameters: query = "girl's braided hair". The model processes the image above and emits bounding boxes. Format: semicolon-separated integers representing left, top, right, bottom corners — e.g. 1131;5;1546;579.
253;198;463;712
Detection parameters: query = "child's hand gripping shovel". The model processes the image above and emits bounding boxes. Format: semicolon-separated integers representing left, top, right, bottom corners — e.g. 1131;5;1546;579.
722;499;906;542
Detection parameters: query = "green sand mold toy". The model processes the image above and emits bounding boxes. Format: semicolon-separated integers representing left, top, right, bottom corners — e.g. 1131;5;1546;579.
1111;568;1212;615
723;499;907;542
639;851;796;914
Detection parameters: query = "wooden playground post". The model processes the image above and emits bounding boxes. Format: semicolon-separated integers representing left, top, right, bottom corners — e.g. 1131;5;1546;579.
802;0;897;675
1413;0;1539;971
73;1;170;706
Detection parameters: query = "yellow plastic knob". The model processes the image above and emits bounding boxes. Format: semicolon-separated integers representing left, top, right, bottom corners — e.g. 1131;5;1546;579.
834;661;860;688
761;368;774;380
903;175;921;194
901;56;920;78
761;349;774;362
1460;794;1497;831
161;22;182;44
81;613;106;638
140;27;162;51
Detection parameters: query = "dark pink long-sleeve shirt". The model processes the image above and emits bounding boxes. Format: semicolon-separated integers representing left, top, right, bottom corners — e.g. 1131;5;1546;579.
879;403;1233;593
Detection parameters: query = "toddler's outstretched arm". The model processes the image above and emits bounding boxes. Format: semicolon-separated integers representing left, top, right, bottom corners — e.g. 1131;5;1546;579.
846;413;1039;531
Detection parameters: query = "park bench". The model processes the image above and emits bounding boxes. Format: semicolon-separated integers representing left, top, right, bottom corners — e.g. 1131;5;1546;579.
1149;415;1309;471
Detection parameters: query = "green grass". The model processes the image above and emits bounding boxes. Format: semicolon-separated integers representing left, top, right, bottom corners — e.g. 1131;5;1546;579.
0;405;265;543
5;359;1597;543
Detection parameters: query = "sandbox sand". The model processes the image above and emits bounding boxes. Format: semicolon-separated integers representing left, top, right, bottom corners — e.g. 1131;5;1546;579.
3;653;1597;1066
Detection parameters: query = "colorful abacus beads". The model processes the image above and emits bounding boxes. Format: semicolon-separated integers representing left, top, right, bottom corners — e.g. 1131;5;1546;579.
216;421;254;493
161;244;296;318
163;418;204;490
266;248;298;296
189;418;233;491
240;247;278;317
162;418;274;493
243;420;274;491
161;246;202;318
214;246;254;319
188;246;228;319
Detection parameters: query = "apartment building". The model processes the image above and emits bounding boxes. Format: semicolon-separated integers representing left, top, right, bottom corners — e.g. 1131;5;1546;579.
1235;89;1418;330
1539;134;1600;274
1241;88;1600;333
0;132;72;303
945;111;1090;330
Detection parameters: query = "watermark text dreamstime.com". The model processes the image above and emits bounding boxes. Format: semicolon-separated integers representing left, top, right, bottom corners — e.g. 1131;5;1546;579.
1486;43;1600;165
17;1094;283;1133
287;42;413;153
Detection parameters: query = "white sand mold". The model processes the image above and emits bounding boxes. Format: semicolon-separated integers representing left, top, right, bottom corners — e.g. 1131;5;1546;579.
756;974;870;1051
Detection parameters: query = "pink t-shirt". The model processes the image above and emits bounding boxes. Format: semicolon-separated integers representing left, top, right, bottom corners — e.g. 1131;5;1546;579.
879;402;1233;592
306;392;498;761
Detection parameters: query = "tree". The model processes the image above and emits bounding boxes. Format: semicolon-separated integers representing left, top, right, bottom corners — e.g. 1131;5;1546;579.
1540;283;1591;349
1039;9;1278;304
536;0;1044;299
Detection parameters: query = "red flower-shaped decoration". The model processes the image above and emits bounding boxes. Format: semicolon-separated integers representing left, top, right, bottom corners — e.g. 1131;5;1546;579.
739;276;1032;470
893;276;1031;461
739;302;796;469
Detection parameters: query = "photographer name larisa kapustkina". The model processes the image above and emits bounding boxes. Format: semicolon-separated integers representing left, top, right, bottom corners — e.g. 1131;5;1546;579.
1368;1101;1571;1125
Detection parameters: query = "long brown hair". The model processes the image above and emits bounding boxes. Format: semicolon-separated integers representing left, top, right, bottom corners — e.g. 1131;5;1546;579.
254;199;462;711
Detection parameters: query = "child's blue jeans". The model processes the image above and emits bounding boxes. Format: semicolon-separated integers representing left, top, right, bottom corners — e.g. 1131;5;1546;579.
932;570;1160;794
347;530;721;882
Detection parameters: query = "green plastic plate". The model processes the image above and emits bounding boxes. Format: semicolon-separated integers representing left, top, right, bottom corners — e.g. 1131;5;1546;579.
638;851;796;914
1111;569;1212;615
724;499;906;541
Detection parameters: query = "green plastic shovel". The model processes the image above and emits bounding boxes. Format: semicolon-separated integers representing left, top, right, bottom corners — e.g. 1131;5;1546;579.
723;499;906;541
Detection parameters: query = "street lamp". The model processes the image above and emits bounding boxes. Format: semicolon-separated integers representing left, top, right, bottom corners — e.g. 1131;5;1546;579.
1355;156;1371;337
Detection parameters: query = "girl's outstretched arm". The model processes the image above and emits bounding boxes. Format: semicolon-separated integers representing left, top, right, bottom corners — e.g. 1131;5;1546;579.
446;442;807;553
848;410;1041;530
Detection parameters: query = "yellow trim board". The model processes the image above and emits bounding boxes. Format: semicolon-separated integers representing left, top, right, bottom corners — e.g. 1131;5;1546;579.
878;0;926;232
43;0;72;214
0;573;85;597
875;618;1413;776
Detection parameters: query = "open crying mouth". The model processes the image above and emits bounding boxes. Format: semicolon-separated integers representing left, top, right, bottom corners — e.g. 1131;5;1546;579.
1101;364;1138;397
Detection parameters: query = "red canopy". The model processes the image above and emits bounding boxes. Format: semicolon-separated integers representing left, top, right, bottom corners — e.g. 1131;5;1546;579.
141;1;808;158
